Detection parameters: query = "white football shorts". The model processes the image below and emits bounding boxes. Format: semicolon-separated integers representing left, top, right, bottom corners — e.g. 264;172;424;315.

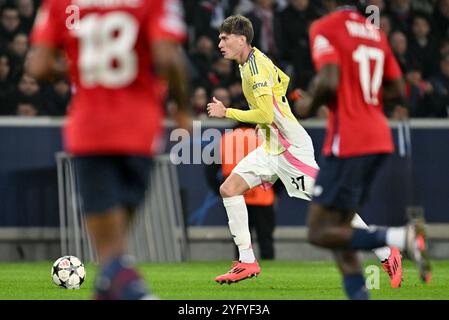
232;145;319;201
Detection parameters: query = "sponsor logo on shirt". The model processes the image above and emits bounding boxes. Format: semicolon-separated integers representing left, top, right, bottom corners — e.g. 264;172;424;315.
253;81;268;90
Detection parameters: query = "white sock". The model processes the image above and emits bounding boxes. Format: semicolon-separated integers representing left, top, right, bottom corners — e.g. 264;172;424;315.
239;246;256;263
372;246;391;262
351;213;391;261
386;227;406;251
223;196;255;263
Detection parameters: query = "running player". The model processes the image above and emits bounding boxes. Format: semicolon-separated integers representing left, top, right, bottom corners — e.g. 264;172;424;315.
305;0;431;299
207;14;401;287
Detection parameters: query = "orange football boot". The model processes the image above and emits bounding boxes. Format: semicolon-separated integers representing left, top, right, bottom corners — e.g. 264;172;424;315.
215;261;260;284
381;247;403;288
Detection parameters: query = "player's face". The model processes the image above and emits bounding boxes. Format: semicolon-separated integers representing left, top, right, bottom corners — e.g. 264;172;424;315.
218;33;245;61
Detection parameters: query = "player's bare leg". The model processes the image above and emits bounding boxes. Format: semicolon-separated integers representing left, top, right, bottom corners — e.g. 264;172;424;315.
333;249;362;276
337;213;369;300
307;205;370;299
351;213;402;288
86;206;150;299
333;249;367;299
86;207;129;265
307;204;354;247
215;173;261;284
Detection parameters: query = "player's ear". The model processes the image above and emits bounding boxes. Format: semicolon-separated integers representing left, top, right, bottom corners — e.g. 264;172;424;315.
239;35;246;45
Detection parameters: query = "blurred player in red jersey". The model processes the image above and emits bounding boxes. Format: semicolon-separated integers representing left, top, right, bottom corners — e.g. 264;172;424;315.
304;0;431;299
27;0;191;299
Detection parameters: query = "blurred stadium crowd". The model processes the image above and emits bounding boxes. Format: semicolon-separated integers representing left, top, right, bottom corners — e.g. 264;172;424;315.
1;0;449;119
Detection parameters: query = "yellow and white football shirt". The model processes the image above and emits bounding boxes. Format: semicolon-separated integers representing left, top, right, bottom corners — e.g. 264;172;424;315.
225;47;314;156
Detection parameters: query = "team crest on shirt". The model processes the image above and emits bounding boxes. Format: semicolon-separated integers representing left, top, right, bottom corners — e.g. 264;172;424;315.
313;35;335;57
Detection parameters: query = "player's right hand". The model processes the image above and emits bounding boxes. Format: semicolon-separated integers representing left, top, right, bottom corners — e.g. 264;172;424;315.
207;97;227;118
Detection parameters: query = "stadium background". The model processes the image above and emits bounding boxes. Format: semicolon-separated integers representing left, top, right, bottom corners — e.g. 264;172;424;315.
0;0;448;262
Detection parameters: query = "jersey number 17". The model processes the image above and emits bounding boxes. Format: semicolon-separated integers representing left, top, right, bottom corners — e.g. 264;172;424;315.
352;45;385;106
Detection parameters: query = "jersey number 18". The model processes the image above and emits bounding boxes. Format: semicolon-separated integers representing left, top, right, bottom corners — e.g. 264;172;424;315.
73;12;138;88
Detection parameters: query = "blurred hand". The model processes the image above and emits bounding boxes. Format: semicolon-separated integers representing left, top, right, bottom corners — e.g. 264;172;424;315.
294;89;313;118
317;105;329;119
295;88;309;101
391;105;409;120
207;97;227;118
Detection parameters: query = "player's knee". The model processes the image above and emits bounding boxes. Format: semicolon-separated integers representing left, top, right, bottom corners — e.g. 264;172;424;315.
220;182;237;198
307;227;324;246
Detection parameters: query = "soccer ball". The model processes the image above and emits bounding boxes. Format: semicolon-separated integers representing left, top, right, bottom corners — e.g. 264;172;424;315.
51;255;86;289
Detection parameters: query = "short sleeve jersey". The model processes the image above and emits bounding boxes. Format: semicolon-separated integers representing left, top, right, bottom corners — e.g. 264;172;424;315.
239;48;315;155
310;8;402;157
31;0;186;155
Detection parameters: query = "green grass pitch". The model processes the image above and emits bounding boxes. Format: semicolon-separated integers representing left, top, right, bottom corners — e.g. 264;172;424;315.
0;260;448;300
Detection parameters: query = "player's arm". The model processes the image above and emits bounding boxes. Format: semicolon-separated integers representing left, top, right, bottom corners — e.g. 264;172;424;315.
225;95;274;125
208;61;274;124
307;64;340;117
382;43;408;119
207;94;274;125
383;78;408;105
153;40;191;130
26;0;66;81
26;46;67;81
148;0;191;129
305;23;341;117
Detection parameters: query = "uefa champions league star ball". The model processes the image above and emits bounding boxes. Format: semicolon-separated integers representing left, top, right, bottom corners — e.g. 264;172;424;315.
51;255;86;289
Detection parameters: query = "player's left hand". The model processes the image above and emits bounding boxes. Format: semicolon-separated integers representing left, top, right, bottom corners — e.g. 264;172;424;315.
392;105;409;120
207;97;227;118
294;89;313;118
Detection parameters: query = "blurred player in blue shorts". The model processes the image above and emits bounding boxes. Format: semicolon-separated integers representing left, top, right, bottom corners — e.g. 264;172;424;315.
304;0;431;299
28;0;191;299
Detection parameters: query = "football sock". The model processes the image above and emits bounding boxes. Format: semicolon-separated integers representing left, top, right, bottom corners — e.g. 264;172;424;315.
343;273;369;300
385;227;406;251
97;255;128;282
95;255;148;300
239;246;256;263
223;195;255;263
351;214;391;261
350;227;387;250
373;246;391;262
